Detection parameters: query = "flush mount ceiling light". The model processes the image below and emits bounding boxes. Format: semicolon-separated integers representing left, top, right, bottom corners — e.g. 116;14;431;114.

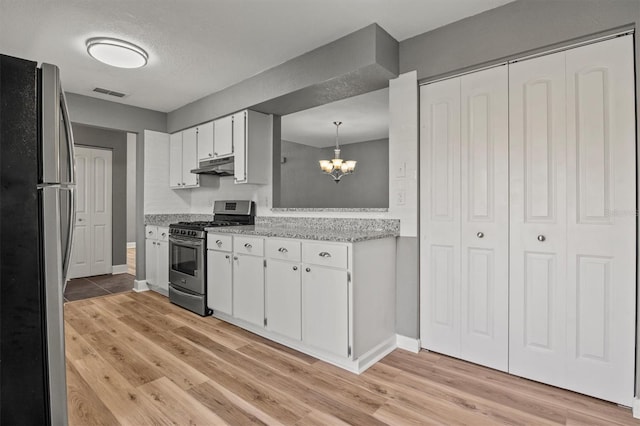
86;37;148;69
319;121;357;183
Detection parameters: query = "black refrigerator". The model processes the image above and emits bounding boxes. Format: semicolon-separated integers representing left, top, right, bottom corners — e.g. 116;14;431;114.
0;54;76;424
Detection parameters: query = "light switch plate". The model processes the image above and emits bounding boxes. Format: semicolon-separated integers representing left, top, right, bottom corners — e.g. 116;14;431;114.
396;162;406;178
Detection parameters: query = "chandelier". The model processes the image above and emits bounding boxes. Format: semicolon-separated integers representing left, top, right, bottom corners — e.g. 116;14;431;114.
318;121;357;183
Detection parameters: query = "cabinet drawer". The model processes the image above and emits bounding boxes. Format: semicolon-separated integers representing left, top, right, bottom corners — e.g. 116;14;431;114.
302;242;348;269
145;225;158;240
158;227;169;241
207;234;233;252
234;236;264;256
265;239;301;262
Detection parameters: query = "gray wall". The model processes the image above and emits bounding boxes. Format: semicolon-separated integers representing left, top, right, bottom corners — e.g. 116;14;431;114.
65;93;167;281
168;24;398;132
279;139;389;208
72;124;128;266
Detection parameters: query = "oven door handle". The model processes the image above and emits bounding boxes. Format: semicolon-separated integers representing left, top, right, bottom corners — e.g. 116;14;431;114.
169;236;204;248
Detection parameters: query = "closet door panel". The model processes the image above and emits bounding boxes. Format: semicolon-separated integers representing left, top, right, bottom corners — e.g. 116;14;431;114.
460;66;509;371
509;51;568;385
419;78;462;357
565;36;635;406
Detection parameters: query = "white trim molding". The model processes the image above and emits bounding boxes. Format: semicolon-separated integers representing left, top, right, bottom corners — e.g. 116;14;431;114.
396;334;421;353
632;398;640;419
112;264;128;274
133;279;149;292
127;242;136;249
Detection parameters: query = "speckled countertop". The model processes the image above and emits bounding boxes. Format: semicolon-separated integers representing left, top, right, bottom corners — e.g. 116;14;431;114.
205;225;397;243
205;217;399;243
145;214;212;227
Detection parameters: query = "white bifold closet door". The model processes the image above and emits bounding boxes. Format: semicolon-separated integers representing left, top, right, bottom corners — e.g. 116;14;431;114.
420;66;509;371
509;35;635;405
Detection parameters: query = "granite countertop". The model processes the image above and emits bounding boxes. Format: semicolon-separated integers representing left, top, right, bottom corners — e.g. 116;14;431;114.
205;225;398;243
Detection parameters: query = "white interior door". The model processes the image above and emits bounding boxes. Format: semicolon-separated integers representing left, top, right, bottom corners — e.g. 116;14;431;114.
509;50;568;386
69;146;112;278
419;78;462;358
459;66;509;371
564;36;636;406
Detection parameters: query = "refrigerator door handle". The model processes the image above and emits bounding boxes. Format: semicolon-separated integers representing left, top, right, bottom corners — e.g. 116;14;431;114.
60;89;76;185
62;187;75;286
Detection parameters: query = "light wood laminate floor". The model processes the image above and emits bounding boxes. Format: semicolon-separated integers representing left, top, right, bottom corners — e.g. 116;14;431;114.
64;292;640;425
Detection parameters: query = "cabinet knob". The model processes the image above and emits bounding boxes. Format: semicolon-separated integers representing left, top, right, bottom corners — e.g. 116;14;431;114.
225;255;230;259
161;232;166;237
233;256;238;261
182;182;186;185
148;231;153;235
319;252;331;258
306;267;311;272
216;240;222;247
293;266;298;271
244;243;252;249
213;152;217;156
209;153;213;157
476;232;484;238
537;235;546;242
278;247;288;253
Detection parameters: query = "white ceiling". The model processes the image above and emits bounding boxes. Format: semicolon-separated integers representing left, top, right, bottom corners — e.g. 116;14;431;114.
282;88;388;148
0;0;514;113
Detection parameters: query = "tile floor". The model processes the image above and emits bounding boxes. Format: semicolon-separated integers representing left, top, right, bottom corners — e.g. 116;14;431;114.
64;273;134;302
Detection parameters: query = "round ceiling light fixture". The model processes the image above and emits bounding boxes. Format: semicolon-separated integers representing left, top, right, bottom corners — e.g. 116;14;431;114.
86;37;148;69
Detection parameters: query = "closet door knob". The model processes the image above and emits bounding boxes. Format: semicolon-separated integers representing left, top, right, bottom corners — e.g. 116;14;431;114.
537;235;546;242
476;232;484;238
306;267;311;272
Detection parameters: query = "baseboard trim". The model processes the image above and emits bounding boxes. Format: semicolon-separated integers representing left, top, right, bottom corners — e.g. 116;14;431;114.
632;398;640;419
112;264;128;275
133;280;149;292
396;334;421;353
127;242;136;249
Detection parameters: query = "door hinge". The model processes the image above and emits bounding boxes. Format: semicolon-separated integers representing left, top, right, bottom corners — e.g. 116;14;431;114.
347;346;352;357
264;259;267;267
264;317;267;327
347;272;351;283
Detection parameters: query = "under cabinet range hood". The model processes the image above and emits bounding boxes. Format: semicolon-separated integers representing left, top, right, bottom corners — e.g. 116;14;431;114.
191;156;234;176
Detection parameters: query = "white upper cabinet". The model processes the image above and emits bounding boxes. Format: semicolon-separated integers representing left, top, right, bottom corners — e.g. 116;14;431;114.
233;110;271;184
196;121;215;161
169;127;199;189
213;115;233;158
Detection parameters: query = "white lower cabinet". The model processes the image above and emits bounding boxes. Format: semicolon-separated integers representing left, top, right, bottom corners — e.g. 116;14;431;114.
265;259;301;340
302;265;348;357
145;226;169;293
206;232;396;373
207;249;233;315
233;251;264;327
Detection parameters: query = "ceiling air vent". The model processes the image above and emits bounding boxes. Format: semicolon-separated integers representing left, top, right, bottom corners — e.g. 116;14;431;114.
93;87;126;98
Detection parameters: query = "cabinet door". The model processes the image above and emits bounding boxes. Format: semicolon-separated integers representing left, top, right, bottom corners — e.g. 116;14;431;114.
214;115;233;158
145;238;157;286
233;111;247;183
419;77;462;358
564;36;635;406
169;133;183;188
182;127;198;187
233;254;264;327
302;266;348;357
156;240;169;292
207;250;233;315
266;259;301;340
197;121;214;161
459;66;509;372
509;50;568;388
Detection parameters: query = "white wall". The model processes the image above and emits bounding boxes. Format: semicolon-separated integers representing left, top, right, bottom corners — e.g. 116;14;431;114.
143;130;191;214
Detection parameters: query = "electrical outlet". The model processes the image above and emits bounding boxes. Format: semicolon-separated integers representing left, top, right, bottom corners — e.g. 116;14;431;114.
396;190;406;206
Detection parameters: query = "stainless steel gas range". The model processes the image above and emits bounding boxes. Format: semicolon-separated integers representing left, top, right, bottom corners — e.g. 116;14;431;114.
168;200;255;316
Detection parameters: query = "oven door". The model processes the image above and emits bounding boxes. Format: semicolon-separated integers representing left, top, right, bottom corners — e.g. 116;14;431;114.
169;235;205;294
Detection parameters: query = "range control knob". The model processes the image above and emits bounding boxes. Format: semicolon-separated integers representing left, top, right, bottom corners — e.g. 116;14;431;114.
190;231;196;236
